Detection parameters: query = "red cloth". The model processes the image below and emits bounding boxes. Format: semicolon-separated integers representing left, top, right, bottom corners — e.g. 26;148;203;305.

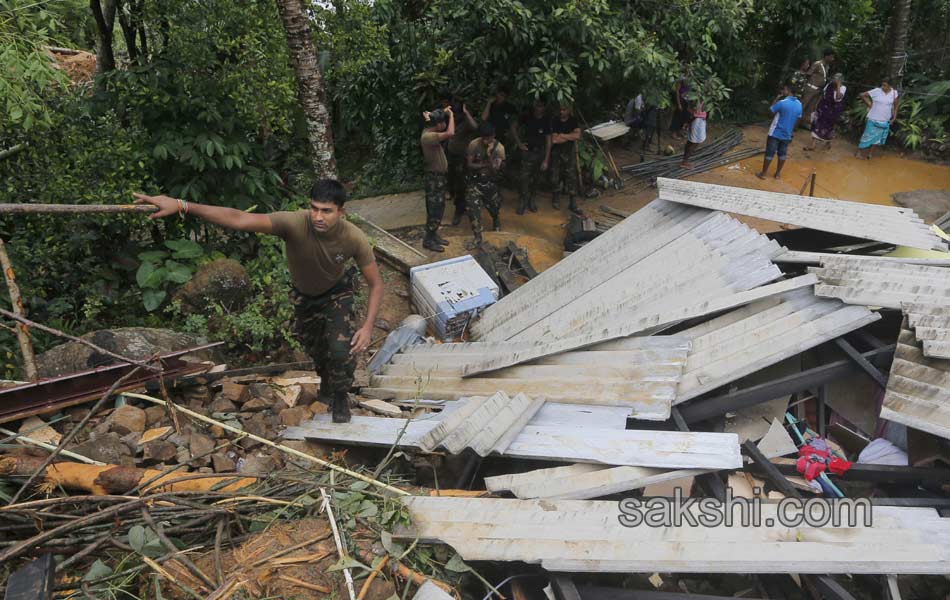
796;441;853;481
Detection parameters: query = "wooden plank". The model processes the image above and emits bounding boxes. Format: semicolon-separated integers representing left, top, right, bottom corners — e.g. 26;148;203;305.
459;278;816;378
659;179;944;251
486;464;710;500
394;497;950;574
352;218;427;274
286;417;742;469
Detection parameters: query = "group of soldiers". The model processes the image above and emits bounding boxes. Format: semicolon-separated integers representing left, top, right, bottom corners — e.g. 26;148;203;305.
420;85;583;251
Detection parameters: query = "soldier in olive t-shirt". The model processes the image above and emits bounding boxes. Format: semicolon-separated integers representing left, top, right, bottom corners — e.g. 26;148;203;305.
133;180;384;424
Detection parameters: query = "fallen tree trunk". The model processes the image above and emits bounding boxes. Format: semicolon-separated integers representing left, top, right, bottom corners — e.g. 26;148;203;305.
0;455;256;495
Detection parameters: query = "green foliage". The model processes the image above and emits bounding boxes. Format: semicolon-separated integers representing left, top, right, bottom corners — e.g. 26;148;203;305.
135;239;205;311
0;0;70;133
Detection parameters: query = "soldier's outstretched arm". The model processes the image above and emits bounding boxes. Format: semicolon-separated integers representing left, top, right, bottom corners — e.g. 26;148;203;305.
132;193;274;234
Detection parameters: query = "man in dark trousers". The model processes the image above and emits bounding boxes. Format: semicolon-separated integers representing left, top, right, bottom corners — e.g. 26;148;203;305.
756;83;803;180
465;122;506;247
801;48;835;127
445;96;479;226
511;99;552;214
133;180;384;424
550;103;582;213
420;106;455;252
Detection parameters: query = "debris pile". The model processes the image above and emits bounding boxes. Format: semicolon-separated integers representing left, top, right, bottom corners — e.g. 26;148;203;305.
5;178;950;600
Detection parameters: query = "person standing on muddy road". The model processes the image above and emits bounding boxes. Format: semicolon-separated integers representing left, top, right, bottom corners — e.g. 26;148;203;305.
550;103;582;213
132;180;384;425
420;106;456;252
511;99;552;215
465;122;507;247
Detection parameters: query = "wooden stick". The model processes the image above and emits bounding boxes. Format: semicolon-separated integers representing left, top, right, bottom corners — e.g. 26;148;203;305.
357;555;389;600
0;239;38;381
0;308;161;372
277;575;331;594
0;427;103;465
124;393;410;496
0;204;158;215
321;487;356;600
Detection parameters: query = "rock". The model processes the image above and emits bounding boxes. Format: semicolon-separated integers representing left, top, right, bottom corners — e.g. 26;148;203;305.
197;467;214;474
359;399;403;417
219;382;248;404
238;413;269;450
182;385;211;404
309;401;329;415
279;406;312;428
18;417;61;445
241;398;273;412
110;405;146;435
209;394;238;414
36;327;216;378
209;425;226;438
172;259;251;315
281;440;334;468
238;453;276;475
120;431;142;452
144;406;166;427
176;447;191;464
374;318;392;331
142;440;178;465
139;426;172;445
275;384;302;408
189;433;215;466
211;452;236;472
70;433;133;466
245;383;278;404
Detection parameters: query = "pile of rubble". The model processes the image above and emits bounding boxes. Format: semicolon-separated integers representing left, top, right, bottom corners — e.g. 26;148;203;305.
4;178;950;600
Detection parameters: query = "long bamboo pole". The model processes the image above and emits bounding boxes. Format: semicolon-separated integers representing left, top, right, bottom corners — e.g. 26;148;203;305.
0;204;157;215
0;238;38;381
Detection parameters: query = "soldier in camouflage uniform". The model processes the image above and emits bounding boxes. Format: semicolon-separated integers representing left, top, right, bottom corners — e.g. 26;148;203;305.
465;122;506;247
133;180;384;424
550;103;582;213
511;99;552;214
420;107;456;252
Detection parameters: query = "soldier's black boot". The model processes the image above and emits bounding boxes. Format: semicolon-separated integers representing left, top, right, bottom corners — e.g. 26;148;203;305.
569;195;581;214
516;197;526;215
528;197;538;213
422;236;445;252
434;232;449;246
551;192;560;209
332;393;351;424
451;210;464;226
492;216;501;232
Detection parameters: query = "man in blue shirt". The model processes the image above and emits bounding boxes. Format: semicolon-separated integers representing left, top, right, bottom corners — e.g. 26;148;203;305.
756;83;803;180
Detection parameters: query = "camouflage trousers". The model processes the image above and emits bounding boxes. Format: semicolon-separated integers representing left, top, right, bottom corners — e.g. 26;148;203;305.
466;174;501;242
550;147;578;196
289;274;357;401
518;149;544;206
446;154;467;214
424;171;447;237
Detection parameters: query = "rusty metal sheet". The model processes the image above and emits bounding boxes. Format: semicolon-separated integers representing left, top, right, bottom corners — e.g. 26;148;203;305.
0;343;222;424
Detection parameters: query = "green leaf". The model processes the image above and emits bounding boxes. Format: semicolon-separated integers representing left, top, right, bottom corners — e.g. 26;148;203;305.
138;250;169;262
357;500;378;518
143;289;167;311
83;559;112;581
327;556;369;572
444;553;472;573
165;260;193;284
129;525;146;552
165;239;204;259
136;261;158;288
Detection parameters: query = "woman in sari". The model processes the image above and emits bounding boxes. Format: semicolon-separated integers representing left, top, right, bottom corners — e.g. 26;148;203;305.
856;78;899;160
804;73;847;151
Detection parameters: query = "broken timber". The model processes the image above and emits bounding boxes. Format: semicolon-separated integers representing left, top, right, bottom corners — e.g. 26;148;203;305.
284;399;743;470
880;317;950;442
351;216;427;274
658;178;946;251
811;257;950;309
483;464;710;500
368;336;690;419
394;497;950;574
471;201;784;343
